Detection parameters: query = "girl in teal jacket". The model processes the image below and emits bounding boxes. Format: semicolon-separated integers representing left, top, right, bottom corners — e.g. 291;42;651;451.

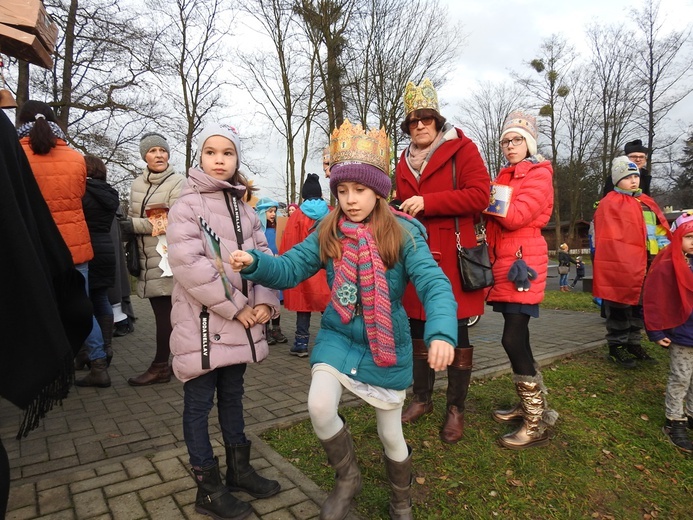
231;122;457;520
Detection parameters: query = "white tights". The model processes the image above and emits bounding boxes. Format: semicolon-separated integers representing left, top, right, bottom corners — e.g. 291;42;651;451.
308;370;409;462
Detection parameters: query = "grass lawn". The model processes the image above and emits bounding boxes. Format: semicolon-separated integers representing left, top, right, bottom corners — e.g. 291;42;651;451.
263;292;692;519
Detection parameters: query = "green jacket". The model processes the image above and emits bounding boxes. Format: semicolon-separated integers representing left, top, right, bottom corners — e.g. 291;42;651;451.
241;215;457;390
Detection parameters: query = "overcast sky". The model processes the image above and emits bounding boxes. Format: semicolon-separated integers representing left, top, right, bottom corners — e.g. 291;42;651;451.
246;0;693;200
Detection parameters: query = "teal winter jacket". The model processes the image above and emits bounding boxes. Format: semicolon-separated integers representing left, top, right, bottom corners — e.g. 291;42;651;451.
241;215;457;390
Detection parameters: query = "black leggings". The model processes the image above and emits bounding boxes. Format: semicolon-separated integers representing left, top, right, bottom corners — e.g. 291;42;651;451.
149;296;173;363
409;318;470;349
501;312;536;376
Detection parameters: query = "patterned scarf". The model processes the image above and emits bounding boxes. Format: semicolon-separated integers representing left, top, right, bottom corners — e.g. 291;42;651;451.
17;121;67;141
331;216;396;367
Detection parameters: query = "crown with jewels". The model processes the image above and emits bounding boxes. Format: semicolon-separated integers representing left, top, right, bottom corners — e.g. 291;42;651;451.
403;78;439;116
329;119;390;175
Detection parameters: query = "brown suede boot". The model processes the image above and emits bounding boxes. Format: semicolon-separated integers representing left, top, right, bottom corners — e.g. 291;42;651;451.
75;358;111;388
498;373;559;450
440;347;473;444
385;446;413;520
128;362;171;386
401;339;434;424
319;419;362;520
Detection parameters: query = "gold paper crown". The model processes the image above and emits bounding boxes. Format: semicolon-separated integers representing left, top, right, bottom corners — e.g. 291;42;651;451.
329;119;390;175
403;78;439;116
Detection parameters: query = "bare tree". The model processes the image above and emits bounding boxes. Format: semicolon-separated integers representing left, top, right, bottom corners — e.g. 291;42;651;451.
28;0;162;192
147;0;235;172
458;81;527;177
585;23;641;193
237;0;321;203
630;0;693;168
514;34;575;246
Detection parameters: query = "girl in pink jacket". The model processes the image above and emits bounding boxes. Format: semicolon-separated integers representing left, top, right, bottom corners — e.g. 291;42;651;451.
167;123;280;520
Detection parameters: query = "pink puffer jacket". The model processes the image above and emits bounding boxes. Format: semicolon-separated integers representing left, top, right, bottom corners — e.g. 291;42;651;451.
167;168;279;383
485;159;554;305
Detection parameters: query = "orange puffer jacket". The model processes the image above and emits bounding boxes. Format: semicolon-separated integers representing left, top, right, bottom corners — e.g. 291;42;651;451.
485;159;554;305
21;138;93;265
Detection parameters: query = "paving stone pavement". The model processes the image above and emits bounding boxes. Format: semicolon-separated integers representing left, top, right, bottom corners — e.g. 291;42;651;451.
1;294;606;519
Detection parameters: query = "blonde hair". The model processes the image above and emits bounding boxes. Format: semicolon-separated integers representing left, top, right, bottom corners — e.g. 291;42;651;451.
560;243;569;251
318;199;402;268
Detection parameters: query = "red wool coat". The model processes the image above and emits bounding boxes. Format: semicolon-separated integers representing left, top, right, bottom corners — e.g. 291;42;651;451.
395;128;490;320
279;208;330;312
593;190;671;305
485;160;554;305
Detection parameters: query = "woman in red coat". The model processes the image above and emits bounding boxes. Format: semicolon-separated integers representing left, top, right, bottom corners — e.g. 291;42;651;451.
395;79;490;444
485;111;558;450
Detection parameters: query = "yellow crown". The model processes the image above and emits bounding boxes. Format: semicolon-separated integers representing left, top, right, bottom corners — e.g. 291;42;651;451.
329;119;390;175
403;78;439;116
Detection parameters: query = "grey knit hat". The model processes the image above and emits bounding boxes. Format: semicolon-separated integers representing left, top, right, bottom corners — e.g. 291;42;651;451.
611;156;640;187
139;132;170;160
196;123;241;166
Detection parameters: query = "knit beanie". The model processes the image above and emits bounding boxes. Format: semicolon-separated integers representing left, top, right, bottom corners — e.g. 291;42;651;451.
611;156;640;187
501;111;538;156
672;211;693;233
301;173;323;200
330;162;391;199
624;139;648;155
196;123;241;166
139;132;170;160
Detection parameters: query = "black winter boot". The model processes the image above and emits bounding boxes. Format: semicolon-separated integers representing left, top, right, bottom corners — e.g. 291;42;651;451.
225;441;280;498
401;339;434;424
663;419;693;454
608;345;637;369
192;458;252;520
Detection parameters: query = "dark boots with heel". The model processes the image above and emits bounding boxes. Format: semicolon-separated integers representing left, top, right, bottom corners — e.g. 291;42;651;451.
385;446;413;520
96;315;114;367
319;419;362;520
401;339;434;424
440;347;473;444
225;441;280;498
75;357;111;388
128;361;171;386
192;457;252;520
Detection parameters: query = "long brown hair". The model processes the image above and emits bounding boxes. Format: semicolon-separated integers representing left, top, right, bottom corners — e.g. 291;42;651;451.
231;169;257;202
318;198;403;268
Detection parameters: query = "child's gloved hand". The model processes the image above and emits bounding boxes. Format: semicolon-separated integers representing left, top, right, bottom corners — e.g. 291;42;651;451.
507;258;537;292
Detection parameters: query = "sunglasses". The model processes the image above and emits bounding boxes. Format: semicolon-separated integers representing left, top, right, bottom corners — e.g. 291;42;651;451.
407;116;435;131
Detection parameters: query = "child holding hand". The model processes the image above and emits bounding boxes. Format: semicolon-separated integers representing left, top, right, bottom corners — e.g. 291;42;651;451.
230;121;457;520
167;123;281;520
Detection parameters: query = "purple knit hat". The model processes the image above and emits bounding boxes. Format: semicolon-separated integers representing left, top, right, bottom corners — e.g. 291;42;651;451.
329;162;391;199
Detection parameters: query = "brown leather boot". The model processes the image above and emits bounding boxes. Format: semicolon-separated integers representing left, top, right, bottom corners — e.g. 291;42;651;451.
384;446;413;520
128;362;171;386
401;339;434;424
319;419;362;520
440;347;473;444
498;373;559;450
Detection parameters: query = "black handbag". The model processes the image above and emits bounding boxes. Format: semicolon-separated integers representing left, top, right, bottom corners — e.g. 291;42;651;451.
452;157;494;291
125;237;141;277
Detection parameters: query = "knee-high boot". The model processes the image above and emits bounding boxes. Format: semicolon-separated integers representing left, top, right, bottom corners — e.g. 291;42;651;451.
440;347;473;444
384;446;413;520
498;373;559;450
492;364;541;424
319;420;362;520
401;339;434;424
96;315;114;367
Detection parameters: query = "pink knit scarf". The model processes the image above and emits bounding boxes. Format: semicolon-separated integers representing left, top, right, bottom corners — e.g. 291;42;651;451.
331;217;396;367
